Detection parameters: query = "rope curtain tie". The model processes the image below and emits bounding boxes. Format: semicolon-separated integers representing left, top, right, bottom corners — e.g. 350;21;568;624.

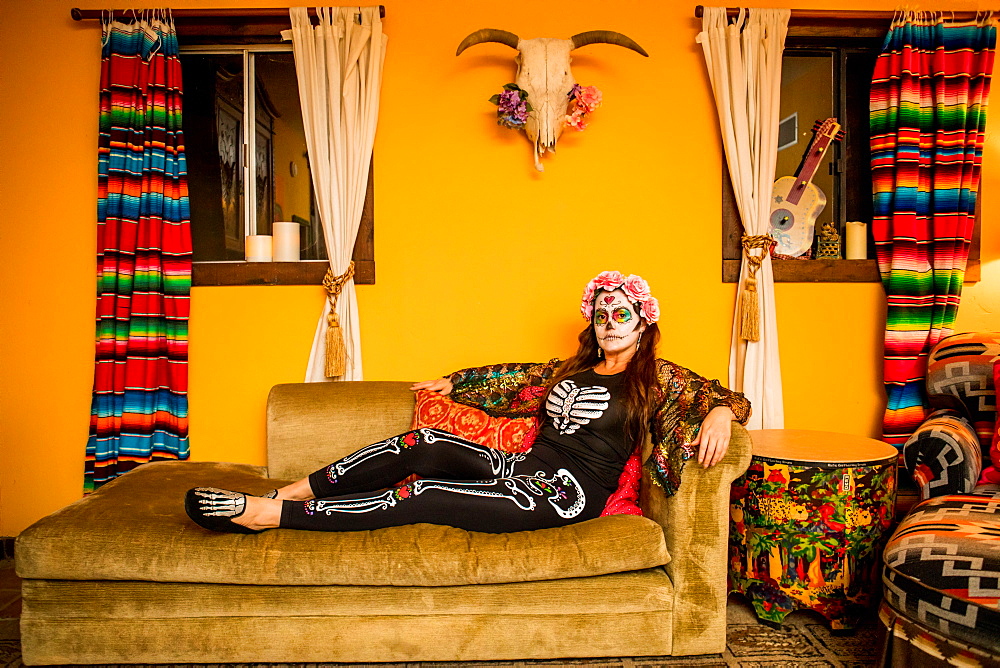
738;234;775;343
323;261;355;377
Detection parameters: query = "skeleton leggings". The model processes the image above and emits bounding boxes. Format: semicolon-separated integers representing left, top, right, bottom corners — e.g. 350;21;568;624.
279;428;610;533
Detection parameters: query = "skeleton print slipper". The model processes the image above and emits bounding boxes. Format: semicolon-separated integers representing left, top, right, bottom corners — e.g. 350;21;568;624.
185;487;264;534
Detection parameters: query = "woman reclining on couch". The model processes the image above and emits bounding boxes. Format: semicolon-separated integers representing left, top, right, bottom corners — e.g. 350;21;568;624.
185;270;751;534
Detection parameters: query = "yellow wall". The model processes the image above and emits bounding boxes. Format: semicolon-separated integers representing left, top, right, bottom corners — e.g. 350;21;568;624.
1;0;998;535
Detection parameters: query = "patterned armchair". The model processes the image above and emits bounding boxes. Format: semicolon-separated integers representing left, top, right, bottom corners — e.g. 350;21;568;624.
879;333;1000;666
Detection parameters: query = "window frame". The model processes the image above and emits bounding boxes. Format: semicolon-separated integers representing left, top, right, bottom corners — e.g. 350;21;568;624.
178;31;375;286
720;19;982;284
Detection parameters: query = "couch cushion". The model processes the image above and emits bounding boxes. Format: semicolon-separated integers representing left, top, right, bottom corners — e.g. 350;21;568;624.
882;490;1000;651
21;571;674;665
267;381;416;481
16;460;670;587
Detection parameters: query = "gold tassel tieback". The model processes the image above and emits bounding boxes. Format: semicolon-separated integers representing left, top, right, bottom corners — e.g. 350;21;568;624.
738;235;775;343
323;261;356;378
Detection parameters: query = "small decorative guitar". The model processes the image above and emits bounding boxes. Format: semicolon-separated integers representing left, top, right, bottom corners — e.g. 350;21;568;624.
769;118;843;257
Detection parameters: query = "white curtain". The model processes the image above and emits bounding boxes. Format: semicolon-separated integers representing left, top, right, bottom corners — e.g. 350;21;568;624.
287;6;386;381
697;7;788;429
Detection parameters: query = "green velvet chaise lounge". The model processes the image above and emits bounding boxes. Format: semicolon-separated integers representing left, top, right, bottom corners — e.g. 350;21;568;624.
16;381;750;665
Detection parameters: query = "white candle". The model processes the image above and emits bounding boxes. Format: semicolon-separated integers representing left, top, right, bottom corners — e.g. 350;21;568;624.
245;235;273;262
845;222;867;260
272;222;300;262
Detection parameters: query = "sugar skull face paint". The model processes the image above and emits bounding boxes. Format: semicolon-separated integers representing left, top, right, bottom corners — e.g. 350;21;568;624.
593;289;645;357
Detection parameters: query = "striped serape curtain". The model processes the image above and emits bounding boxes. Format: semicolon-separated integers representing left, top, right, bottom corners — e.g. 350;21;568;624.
85;11;192;493
870;13;995;447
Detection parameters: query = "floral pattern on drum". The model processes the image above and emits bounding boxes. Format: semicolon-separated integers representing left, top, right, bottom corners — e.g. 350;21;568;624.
728;456;896;630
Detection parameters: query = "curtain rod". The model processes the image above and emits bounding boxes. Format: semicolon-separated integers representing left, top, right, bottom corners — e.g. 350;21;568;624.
71;6;386;21
693;6;995;20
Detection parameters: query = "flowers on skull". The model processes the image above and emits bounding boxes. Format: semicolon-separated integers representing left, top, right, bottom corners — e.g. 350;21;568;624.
580;271;659;324
489;83;532;130
488;83;604;135
576;85;602;111
565;84;602;131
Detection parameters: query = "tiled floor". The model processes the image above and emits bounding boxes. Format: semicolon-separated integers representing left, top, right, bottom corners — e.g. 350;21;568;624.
0;560;19;642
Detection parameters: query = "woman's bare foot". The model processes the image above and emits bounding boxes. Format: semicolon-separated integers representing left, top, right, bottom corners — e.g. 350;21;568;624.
270;477;315;502
230;496;283;531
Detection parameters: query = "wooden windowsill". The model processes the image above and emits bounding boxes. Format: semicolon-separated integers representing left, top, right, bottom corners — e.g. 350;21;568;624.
192;260;375;286
722;258;981;284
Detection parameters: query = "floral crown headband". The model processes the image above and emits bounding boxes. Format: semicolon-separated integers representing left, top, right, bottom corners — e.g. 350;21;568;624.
581;271;660;323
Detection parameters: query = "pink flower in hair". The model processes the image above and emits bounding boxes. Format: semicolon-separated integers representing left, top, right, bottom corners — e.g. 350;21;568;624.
580;281;598;320
641;297;660;324
592;270;625;292
622;274;651;303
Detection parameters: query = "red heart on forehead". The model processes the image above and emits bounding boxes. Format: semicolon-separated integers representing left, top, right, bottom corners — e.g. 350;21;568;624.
602;295;615;305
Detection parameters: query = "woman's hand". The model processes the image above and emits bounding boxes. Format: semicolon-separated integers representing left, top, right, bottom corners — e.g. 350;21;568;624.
691;405;736;467
410;378;453;395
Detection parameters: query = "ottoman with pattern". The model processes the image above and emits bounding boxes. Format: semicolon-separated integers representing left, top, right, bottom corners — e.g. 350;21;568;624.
880;490;1000;666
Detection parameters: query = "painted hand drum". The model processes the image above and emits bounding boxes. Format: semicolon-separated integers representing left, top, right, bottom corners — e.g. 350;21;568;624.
729;430;897;630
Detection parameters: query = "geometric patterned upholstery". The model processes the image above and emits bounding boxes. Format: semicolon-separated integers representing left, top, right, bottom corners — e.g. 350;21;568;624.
878;600;1000;667
903;409;983;500
926;332;1000;450
902;333;1000;497
882;490;1000;651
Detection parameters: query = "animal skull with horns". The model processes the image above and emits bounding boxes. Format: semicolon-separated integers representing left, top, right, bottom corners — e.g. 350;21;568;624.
457;29;648;171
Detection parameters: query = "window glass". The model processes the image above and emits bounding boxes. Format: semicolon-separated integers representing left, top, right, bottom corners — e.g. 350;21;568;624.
775;54;835;239
181;50;326;261
182;53;245;260
843;51;878;231
253;53;326;260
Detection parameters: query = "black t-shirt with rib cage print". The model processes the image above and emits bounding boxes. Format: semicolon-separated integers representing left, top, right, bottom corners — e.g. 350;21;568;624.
534;368;630;492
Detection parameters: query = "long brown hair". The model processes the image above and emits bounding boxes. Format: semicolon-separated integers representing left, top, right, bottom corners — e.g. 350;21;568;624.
543;306;661;449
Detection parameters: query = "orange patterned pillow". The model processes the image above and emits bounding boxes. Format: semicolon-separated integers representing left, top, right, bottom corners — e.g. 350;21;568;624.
411;390;538;452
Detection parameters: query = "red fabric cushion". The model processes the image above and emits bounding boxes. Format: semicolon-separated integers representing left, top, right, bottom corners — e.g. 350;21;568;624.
410;390;642;516
982;362;1000;484
600;448;643;517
